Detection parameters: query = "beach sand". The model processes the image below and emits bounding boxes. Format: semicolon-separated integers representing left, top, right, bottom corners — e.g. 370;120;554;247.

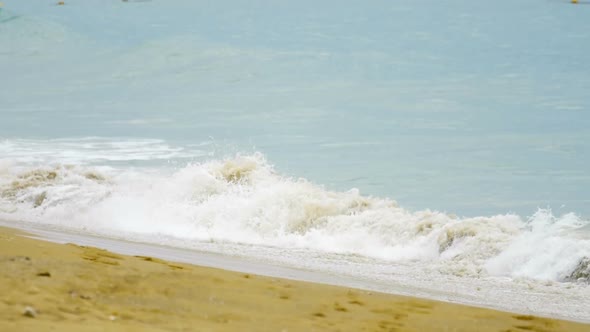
0;226;588;332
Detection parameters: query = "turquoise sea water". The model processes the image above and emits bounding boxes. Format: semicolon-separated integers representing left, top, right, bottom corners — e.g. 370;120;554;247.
2;0;589;217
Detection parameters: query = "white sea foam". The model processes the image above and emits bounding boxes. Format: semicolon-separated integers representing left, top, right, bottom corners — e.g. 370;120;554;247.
1;141;588;285
0;137;208;165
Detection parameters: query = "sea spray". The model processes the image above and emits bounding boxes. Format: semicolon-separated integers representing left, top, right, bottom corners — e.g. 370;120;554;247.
485;211;590;281
1;152;588;284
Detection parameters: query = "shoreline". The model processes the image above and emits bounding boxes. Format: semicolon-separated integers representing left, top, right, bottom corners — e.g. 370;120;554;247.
1;225;589;331
2;219;590;324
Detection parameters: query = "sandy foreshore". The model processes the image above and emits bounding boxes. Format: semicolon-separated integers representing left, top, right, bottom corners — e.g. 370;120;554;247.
1;226;588;332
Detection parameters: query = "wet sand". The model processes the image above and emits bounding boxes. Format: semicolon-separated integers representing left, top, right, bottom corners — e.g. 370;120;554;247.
1;226;588;332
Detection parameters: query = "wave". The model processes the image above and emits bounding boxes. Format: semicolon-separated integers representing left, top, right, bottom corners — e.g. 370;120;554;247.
0;137;210;165
1;150;588;284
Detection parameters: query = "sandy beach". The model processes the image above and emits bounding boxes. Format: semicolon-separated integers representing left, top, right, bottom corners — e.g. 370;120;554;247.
1;226;588;332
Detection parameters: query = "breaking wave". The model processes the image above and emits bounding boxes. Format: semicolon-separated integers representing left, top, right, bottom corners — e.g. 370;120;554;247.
1;149;588;284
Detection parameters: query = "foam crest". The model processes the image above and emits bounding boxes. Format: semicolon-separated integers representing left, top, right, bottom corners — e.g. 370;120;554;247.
486;211;590;281
0;152;588;284
0;138;207;165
